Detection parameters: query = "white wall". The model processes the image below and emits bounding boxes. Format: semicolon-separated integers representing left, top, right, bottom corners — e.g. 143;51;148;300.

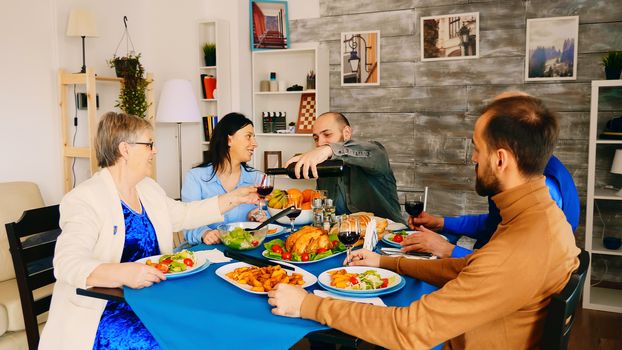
0;0;319;204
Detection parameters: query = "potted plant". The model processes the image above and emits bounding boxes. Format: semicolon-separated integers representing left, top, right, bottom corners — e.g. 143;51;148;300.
203;42;216;66
108;53;150;118
602;51;622;80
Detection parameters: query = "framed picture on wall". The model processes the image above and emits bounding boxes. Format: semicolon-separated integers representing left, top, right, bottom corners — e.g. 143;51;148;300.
525;16;579;81
250;0;289;50
421;12;479;62
264;151;282;172
341;31;380;86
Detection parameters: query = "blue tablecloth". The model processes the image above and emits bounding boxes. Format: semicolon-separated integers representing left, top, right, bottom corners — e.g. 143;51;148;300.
125;236;439;350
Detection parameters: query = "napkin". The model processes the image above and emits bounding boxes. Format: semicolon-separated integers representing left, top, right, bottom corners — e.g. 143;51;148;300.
363;218;378;251
313;290;386;306
194;249;231;263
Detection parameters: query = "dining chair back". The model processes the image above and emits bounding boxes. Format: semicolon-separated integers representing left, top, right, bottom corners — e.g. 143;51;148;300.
541;249;589;350
5;204;60;350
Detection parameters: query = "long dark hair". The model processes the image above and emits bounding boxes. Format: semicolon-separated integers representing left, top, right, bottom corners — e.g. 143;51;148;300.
195;112;256;179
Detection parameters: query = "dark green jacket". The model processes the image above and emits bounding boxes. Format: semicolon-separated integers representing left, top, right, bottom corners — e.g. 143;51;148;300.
317;140;404;224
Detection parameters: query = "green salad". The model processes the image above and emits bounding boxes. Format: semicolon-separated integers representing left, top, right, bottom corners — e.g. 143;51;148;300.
221;227;260;250
351;270;394;290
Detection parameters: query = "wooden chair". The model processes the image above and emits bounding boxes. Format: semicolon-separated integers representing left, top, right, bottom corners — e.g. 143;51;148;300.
541;249;590;350
5;205;60;350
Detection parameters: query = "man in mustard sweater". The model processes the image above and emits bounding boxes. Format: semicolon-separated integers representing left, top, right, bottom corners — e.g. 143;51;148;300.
268;95;580;349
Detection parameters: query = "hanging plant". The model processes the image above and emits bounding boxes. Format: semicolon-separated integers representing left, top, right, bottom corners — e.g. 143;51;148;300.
108;16;150;118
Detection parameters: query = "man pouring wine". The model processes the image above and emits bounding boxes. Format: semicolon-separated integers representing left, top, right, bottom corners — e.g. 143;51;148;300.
284;112;404;224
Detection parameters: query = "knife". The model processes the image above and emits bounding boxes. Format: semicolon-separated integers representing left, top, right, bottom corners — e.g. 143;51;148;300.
380;247;434;258
224;249;295;270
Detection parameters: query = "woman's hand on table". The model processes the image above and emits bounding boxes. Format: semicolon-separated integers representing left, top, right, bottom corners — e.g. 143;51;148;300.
344;249;380;267
267;284;307;318
202;229;221;244
86;262;166;289
408;211;444;231
401;226;454;258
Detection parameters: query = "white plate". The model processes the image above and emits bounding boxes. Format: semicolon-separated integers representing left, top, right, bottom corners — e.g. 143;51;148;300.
135;251;210;279
386;220;408;231
215;261;317;294
231;221;285;237
318;266;403;295
261;248;347;264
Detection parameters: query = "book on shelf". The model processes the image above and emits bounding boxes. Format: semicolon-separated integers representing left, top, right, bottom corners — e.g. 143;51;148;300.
202;115;219;141
200;74;208;99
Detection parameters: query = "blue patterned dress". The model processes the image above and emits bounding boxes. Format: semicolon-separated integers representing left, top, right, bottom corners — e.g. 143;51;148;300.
92;201;161;350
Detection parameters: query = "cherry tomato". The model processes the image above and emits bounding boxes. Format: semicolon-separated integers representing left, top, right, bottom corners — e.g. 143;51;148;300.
349;276;359;285
317;248;328;254
301;253;310;262
332;240;340;248
183;258;194;267
282;252;292;260
392;234;404;243
155;263;169;273
381;278;389;288
271;245;283;254
162;258;173;264
252;240;259;247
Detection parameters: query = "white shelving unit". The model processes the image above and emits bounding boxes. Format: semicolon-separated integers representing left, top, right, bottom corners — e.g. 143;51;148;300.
251;43;328;189
198;19;231;146
584;79;622;313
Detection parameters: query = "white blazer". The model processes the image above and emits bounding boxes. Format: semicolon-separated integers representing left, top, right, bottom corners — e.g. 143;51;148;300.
39;169;224;349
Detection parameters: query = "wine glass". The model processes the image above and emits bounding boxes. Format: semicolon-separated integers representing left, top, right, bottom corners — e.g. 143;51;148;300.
284;194;302;233
405;192;425;218
337;215;360;265
256;174;274;219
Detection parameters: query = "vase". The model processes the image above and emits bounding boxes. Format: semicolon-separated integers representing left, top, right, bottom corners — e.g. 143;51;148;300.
204;54;216;67
605;67;621;80
203;76;217;99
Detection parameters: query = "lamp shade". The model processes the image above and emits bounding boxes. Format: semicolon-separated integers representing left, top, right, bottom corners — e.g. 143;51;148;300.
156;79;201;123
611;149;622;174
66;9;98;37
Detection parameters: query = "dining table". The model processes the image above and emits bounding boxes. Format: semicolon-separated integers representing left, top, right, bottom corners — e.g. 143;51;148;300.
77;230;442;350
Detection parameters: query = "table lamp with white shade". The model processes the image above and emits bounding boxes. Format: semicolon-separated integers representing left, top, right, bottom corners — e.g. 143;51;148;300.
66;9;98;73
611;149;622;196
157;79;201;197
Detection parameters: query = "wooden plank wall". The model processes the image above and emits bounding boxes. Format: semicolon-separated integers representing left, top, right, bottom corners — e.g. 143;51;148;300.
290;0;622;277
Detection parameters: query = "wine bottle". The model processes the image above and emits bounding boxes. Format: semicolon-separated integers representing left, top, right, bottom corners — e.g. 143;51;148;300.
266;159;344;179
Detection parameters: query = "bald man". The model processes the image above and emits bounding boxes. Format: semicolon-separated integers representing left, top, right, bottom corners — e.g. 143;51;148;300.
286;112;404;224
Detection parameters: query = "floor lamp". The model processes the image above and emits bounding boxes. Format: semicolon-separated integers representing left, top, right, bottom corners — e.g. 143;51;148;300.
156;79;201;198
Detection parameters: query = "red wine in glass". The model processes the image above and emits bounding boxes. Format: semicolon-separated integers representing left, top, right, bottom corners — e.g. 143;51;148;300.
405;201;424;217
338;231;360;246
257;185;274;198
286;209;302;220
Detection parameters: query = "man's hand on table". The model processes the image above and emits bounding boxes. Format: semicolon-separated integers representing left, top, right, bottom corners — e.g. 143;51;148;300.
408;211;444;231
202;229;221;244
285;145;333;179
345;249;380;267
401;226;454;258
268;284;308;318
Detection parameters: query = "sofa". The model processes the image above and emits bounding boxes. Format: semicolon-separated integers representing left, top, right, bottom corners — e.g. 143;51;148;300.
0;182;52;350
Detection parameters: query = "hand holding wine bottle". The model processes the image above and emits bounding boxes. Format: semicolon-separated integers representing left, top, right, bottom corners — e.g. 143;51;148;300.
284;145;335;179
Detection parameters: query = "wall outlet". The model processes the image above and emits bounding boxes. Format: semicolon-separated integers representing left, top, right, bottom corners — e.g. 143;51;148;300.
76;93;99;110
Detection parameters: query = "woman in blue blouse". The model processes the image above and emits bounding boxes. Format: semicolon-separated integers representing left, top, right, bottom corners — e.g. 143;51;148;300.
182;113;266;245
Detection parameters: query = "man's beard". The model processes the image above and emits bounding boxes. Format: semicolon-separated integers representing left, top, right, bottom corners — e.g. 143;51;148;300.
475;163;501;197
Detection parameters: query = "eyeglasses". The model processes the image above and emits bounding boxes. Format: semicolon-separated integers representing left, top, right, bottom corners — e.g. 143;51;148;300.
129;142;154;150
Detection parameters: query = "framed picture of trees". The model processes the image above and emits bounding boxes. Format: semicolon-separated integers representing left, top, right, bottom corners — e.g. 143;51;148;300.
525;16;579;81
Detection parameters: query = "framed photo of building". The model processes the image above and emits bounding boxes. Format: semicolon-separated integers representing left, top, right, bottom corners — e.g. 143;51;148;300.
341;31;380;86
525;16;579;81
250;0;289;50
421;12;479;62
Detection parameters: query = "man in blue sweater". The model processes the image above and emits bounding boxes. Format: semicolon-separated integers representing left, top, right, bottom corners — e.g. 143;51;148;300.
404;154;579;258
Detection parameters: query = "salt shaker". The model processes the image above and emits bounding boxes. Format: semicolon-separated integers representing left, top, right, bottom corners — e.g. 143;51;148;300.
312;198;324;228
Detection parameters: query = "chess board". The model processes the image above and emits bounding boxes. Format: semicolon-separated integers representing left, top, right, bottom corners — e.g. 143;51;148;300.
296;93;316;133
